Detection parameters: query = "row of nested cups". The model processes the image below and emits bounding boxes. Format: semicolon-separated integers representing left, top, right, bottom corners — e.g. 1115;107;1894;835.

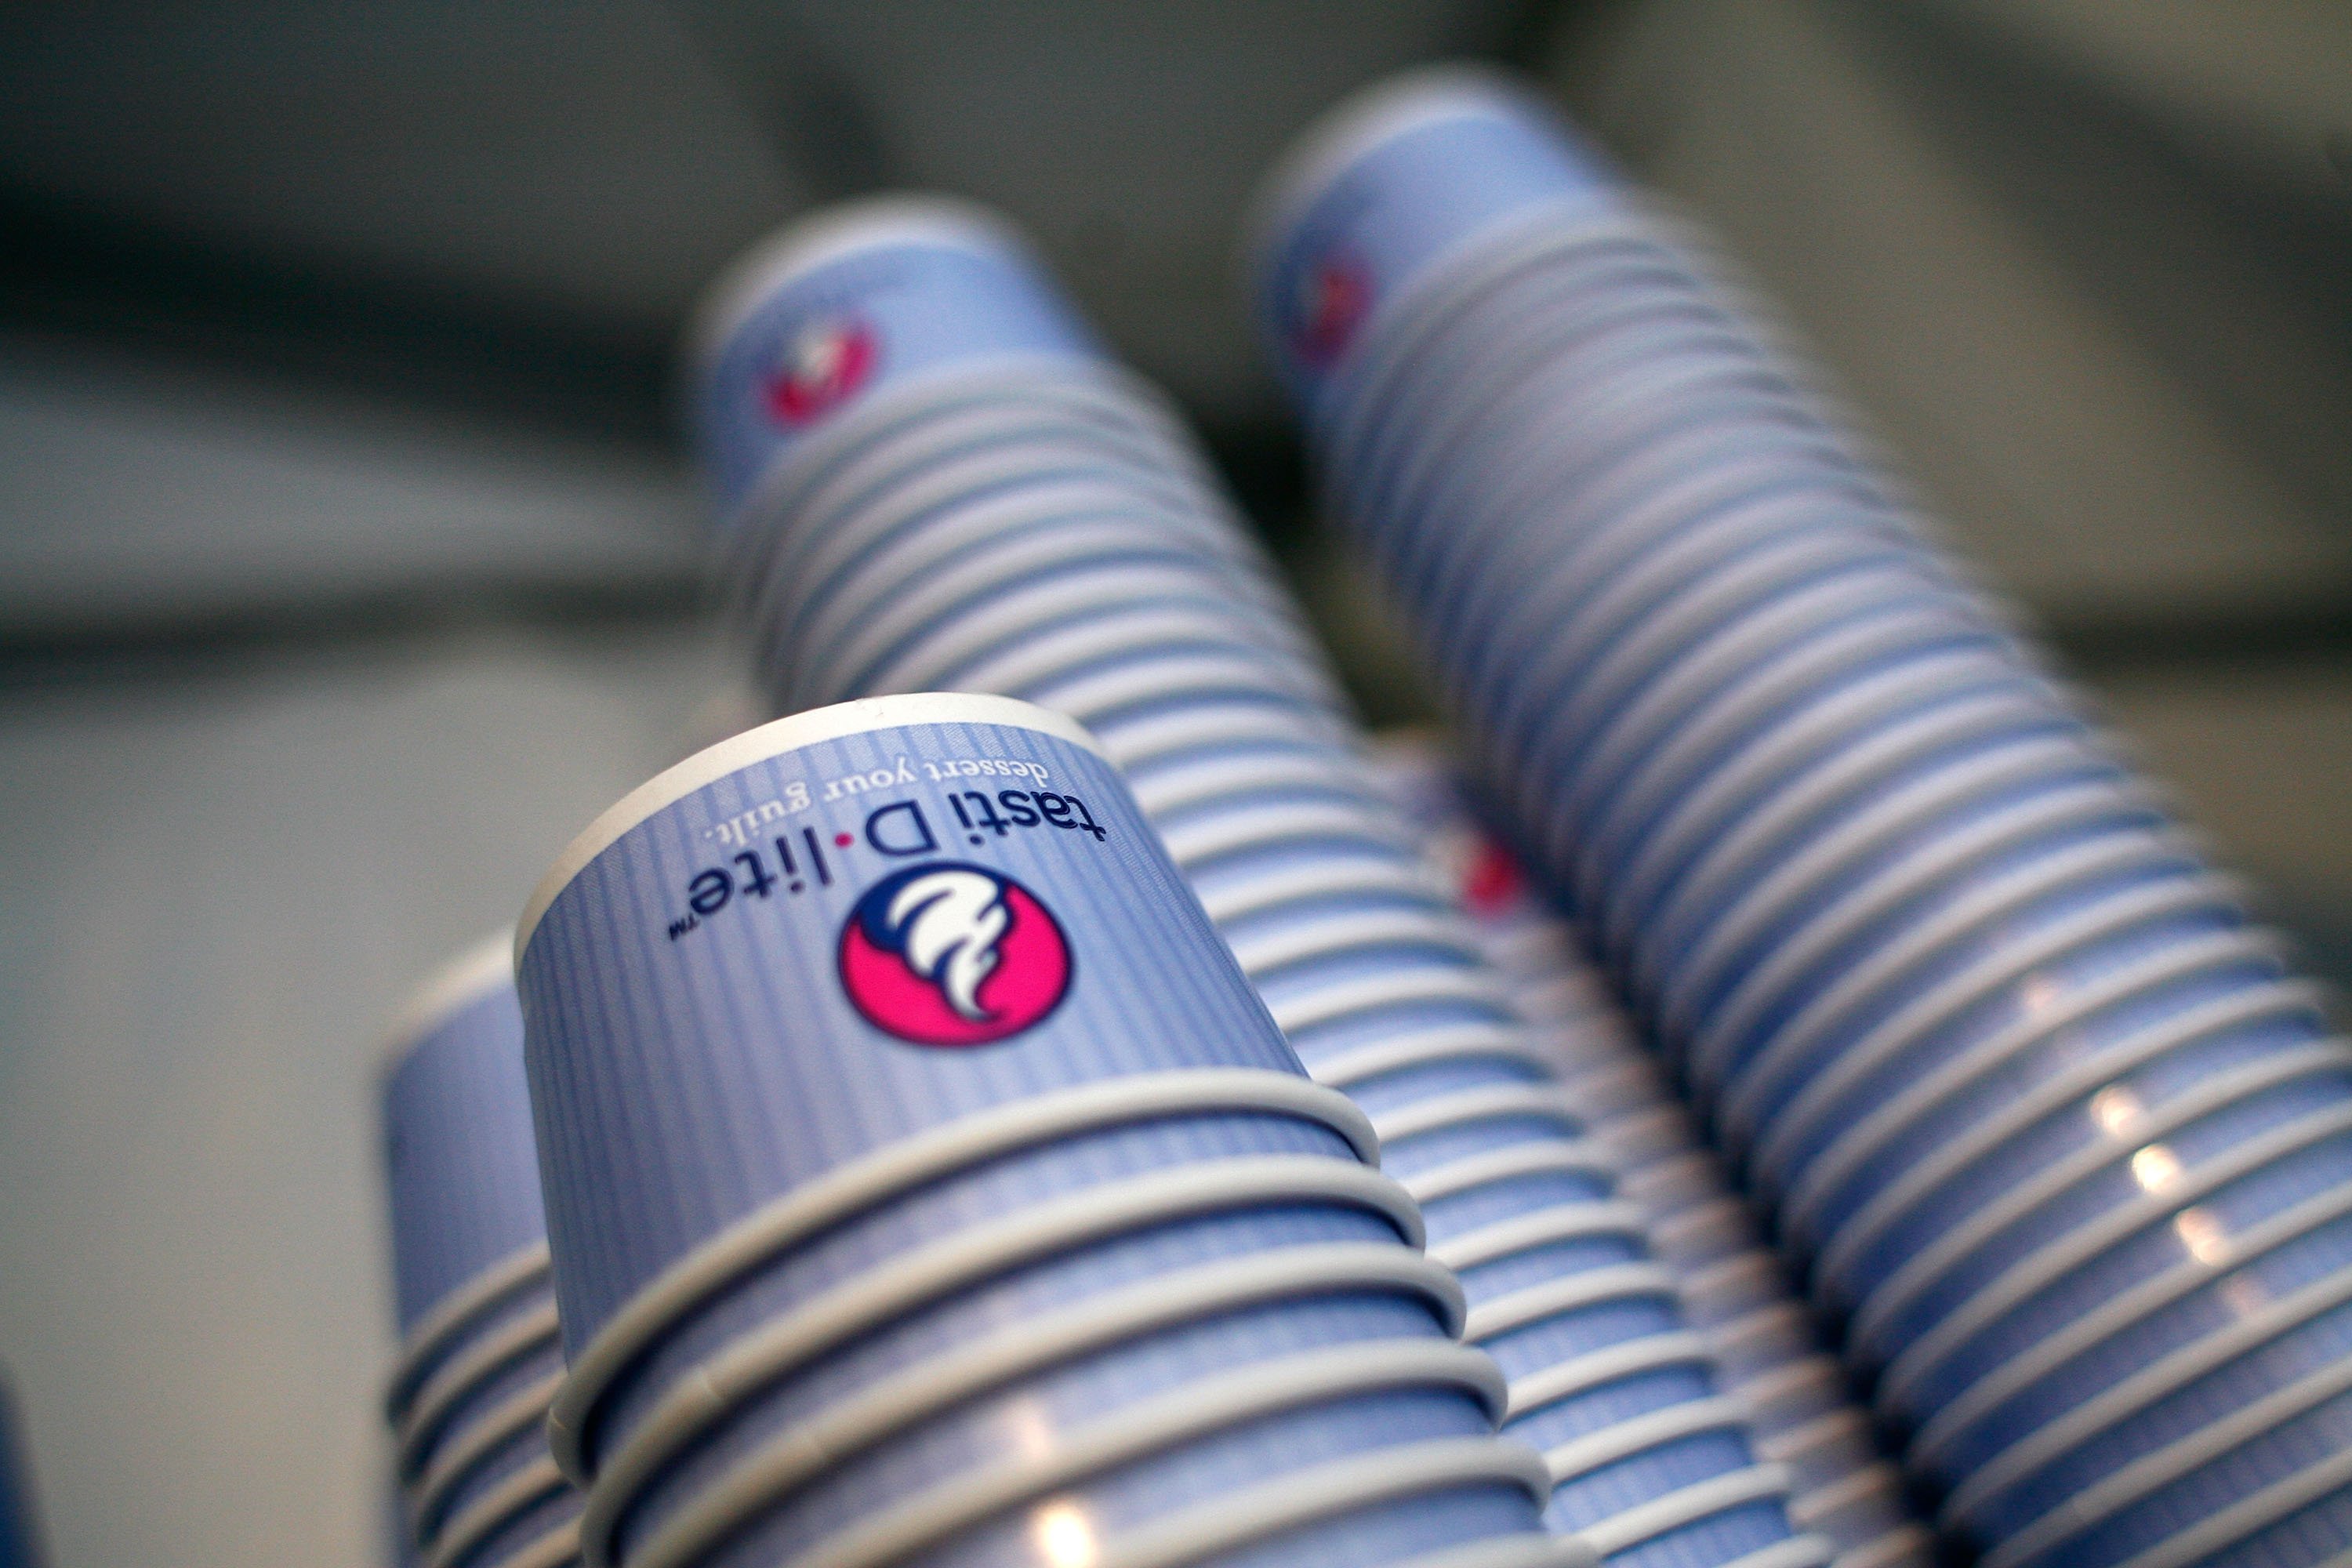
382;938;583;1568
687;198;1875;1568
1374;740;1928;1568
394;691;1593;1568
1250;67;2352;1568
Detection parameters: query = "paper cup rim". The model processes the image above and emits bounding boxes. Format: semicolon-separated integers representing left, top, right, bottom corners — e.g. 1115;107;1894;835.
379;931;518;1075
684;194;1036;380
516;693;1106;958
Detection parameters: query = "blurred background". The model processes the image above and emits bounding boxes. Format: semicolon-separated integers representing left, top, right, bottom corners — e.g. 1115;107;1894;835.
0;2;2346;1563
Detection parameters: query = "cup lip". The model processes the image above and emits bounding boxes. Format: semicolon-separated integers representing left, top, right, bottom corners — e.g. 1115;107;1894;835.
516;692;1106;959
379;930;518;1075
1240;62;1541;294
683;194;1034;382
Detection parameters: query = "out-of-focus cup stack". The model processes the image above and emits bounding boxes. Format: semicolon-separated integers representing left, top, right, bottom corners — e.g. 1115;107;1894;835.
1374;738;1930;1568
514;693;1578;1568
688;201;1839;1568
1252;66;2352;1568
380;938;583;1568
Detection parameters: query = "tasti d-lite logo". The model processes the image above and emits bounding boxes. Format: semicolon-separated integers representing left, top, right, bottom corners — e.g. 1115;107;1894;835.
1288;249;1371;368
762;316;877;426
838;862;1073;1047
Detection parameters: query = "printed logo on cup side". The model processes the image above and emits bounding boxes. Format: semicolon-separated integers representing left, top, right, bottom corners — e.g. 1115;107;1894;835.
838;862;1073;1046
763;316;877;426
1290;250;1370;368
1453;829;1530;918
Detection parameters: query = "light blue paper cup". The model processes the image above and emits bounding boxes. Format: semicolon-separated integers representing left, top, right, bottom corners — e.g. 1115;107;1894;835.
1926;1122;2352;1568
1743;844;2250;1152
381;941;548;1361
1243;66;1621;427
379;939;583;1568
1372;741;1932;1568
1250;62;2352;1568
1579;655;2071;964
688;200;1105;522
517;694;1563;1568
741;438;1280;679
690;198;1820;1568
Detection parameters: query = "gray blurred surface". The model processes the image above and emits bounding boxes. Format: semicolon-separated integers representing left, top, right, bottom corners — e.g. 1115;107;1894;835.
1548;0;2352;639
700;0;1528;416
2096;655;2352;915
0;0;1528;428
0;1;809;339
0;339;700;646
0;628;746;1568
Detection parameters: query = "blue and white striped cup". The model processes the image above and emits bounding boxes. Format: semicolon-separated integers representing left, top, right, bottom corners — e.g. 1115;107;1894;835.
690;200;1824;1568
1371;739;1929;1568
1250;63;2352;1568
380;938;581;1568
516;692;1571;1568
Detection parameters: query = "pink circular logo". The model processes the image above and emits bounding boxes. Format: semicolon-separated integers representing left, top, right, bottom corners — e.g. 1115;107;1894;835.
837;862;1073;1047
762;317;877;427
1459;834;1530;916
1290;252;1371;368
1428;822;1530;919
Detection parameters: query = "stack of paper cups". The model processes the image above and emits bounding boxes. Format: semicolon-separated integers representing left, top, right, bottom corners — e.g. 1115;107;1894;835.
381;939;582;1568
686;200;1829;1568
1250;65;2352;1568
1374;739;1930;1568
514;693;1578;1568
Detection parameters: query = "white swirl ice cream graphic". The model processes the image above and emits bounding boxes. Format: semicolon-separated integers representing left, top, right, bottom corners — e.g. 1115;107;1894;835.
884;869;1011;1021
